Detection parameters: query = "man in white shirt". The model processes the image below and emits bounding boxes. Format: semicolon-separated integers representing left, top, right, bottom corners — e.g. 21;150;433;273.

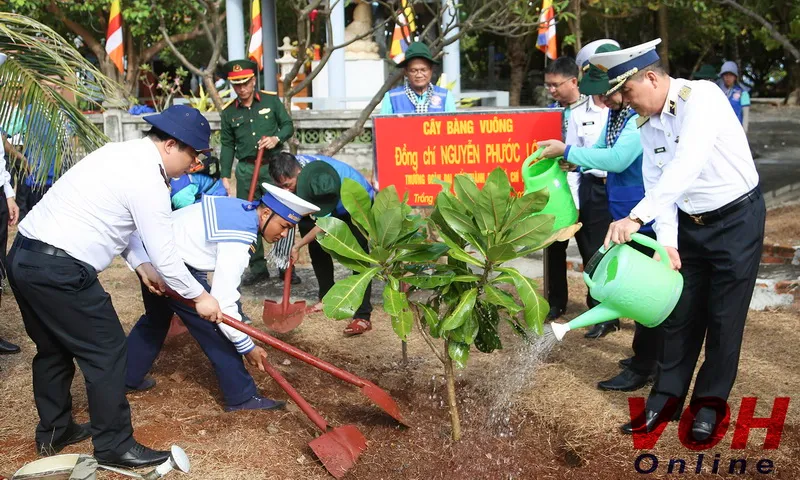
6;105;224;468
124;184;319;412
592;40;764;441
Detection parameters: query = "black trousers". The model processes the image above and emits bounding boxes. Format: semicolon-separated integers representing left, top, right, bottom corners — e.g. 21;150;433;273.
0;188;8;281
7;236;135;456
647;191;765;424
299;213;372;320
574;176;613;310
626;230;660;376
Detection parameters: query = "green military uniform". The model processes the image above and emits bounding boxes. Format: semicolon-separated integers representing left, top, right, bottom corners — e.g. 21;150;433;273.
220;59;294;278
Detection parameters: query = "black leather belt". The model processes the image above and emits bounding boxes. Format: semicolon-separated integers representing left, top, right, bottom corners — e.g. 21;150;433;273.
19;236;72;258
682;187;761;226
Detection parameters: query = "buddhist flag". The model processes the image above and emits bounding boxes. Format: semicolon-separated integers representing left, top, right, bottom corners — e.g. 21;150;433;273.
248;0;263;70
389;0;416;64
105;0;124;73
536;0;557;60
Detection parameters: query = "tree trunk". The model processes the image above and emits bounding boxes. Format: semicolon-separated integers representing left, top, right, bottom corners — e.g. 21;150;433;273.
443;340;462;441
787;60;800;105
507;38;527;107
203;74;224;111
572;0;582;54
657;3;669;74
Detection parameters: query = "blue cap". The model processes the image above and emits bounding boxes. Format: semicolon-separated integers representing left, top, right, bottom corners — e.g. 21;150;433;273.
143;105;211;151
259;183;319;225
719;61;739;78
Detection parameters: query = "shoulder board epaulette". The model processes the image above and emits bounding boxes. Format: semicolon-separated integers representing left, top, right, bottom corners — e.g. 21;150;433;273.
260;90;278;95
569;96;589;110
636;115;650;128
678;86;692;101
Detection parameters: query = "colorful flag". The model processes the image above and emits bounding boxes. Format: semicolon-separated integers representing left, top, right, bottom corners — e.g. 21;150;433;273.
389;0;416;64
536;0;557;60
248;0;263;70
105;0;124;73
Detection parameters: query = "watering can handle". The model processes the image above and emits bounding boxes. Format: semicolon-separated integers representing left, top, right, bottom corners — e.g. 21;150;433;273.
582;243;608;289
521;148;544;170
630;233;672;270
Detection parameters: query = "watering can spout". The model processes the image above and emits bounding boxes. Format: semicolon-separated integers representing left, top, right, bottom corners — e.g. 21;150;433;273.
566;304;622;331
549;322;570;341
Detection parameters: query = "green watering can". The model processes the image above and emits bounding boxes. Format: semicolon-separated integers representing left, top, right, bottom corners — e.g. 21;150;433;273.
521;149;578;230
549;233;684;341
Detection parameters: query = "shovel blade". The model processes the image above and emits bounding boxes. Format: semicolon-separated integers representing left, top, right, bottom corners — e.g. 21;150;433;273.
308;425;367;479
360;382;409;426
262;299;306;333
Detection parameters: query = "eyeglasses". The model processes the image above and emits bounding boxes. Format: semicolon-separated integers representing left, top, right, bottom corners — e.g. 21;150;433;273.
407;68;431;76
544;78;574;90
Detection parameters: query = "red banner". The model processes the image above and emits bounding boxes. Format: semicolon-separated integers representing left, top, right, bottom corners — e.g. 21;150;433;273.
373;109;563;206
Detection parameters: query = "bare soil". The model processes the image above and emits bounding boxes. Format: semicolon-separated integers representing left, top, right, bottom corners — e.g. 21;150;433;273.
2;238;800;479
764;204;800;246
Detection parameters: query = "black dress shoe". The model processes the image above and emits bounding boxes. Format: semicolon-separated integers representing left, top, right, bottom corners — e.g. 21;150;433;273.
242;269;270;286
621;409;668;434
126;376;156;394
546;306;565;321
0;337;21;354
598;368;653;392
95;442;170;468
584;320;620;339
36;422;91;456
692;419;716;442
618;357;633;369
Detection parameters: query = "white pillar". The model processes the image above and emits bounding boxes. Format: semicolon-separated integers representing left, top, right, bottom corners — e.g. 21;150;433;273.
441;0;461;99
225;0;246;60
327;0;346;109
261;0;278;91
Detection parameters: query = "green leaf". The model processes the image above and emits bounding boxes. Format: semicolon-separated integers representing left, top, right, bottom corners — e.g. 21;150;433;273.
438;230;483;267
492;273;515;285
452;274;480;283
504;189;549;231
415;302;441;338
448;341;470;369
394;243;449;262
486;243;520;263
496;268;549;335
483;285;523;314
440;288;478;331
439;206;480;239
402;271;456;288
382;284;409;316
372;188;404;247
450;308;479;344
340;178;376;238
474;303;502;354
453;174;487;231
316;217;378;264
322;268;380;320
479;168;513;231
502;214;555;247
392;308;414;341
326;250;374;273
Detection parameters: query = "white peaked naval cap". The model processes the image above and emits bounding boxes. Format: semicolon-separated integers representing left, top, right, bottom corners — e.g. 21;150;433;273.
260;182;320;224
590;38;662;86
576;39;620;72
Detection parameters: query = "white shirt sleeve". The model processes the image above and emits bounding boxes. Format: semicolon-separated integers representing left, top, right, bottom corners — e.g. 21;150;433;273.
567;171;581;209
631;87;722;224
125;174;205;299
211;241;255;354
122;230;151;269
0;142;15;198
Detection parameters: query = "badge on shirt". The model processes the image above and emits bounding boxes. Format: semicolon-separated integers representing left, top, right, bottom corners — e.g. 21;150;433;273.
431;95;443;107
678;86;692;101
668;100;677;115
582;121;595;126
733;92;741;101
259;108;271;115
654;147;667;154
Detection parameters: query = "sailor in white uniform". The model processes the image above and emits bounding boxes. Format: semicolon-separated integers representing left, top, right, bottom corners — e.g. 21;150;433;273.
593;39;764;442
125;184;319;412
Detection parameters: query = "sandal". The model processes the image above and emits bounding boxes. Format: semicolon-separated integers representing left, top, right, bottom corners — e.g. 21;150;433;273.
343;318;372;336
305;302;324;314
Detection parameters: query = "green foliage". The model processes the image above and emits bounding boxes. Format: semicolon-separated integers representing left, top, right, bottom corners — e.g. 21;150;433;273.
318;167;569;371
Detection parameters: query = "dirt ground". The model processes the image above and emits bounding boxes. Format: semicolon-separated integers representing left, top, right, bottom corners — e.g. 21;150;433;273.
764;204;800;246
2;207;800;479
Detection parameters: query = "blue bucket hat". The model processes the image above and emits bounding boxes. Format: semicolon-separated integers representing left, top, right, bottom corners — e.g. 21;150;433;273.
144;105;211;151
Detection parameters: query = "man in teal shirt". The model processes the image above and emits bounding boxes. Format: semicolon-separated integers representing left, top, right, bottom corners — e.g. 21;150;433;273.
538;43;660;394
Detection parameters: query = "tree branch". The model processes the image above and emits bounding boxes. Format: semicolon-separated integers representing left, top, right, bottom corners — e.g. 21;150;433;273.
715;0;800;62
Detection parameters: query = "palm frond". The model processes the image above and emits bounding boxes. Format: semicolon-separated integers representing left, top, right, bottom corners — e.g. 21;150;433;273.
0;13;131;184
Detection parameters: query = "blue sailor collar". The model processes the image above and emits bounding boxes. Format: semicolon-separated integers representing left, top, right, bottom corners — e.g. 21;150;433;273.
201;195;259;244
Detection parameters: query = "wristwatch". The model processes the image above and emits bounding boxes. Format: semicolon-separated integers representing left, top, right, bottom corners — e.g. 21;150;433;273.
628;213;644;226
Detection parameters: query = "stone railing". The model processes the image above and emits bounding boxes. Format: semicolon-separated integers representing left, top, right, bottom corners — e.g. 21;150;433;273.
90;109;376;172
